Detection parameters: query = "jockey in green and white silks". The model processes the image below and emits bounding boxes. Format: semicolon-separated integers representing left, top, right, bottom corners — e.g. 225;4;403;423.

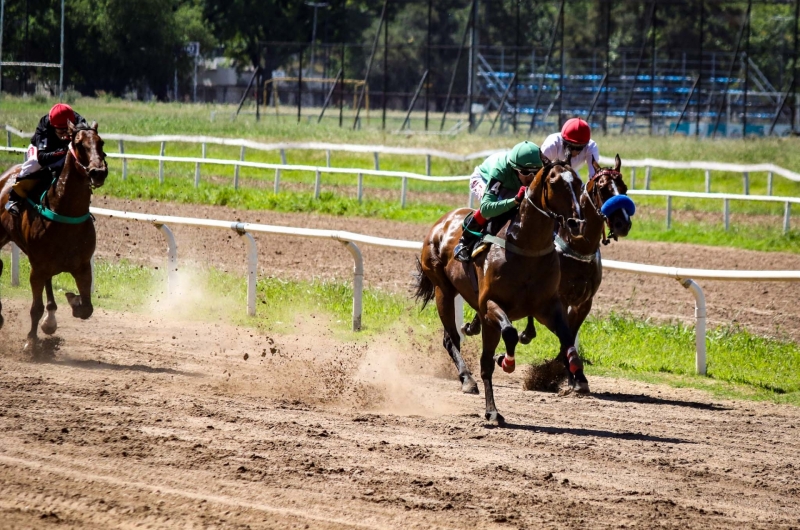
454;141;544;263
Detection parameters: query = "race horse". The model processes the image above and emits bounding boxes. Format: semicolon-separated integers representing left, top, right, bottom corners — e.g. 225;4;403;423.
512;155;634;392
0;121;108;353
413;161;585;425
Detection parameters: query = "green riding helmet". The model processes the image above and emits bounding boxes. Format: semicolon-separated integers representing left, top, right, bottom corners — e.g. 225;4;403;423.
507;140;543;170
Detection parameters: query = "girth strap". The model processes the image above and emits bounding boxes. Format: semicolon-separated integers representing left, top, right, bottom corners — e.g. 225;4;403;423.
482;234;554;258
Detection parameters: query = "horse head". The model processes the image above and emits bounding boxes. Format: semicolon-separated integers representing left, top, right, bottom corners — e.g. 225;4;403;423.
588;154;634;239
68;120;108;189
527;159;584;238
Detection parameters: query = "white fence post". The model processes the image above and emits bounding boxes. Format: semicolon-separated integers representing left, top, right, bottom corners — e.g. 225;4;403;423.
10;242;20;287
274;148;285;193
723;199;730;231
314;170;321;199
326;150;331;167
401;177;408;208
425;154;431;176
158;141;166;183
630;167;636;189
154;223;178;295
233;223;257;317
767;171;773;195
645;165;652;190
666;195;672;229
6;130;11;147
373;152;379;171
194;142;206;186
233;145;245;189
785;202;792;234
357;172;364;203
340;241;363;331
680;278;707;376
704;169;711;193
742;171;749;195
118;139;127;181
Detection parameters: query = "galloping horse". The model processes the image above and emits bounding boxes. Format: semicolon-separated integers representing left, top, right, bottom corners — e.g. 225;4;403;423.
413;161;585;425
515;155;634;392
0;121;108;353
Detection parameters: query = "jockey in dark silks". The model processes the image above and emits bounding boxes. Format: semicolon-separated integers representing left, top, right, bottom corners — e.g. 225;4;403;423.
6;103;88;216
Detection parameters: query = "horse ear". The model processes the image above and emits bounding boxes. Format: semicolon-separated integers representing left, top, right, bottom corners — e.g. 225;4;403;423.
614;154;621;171
591;155;602;172
91;121;99;132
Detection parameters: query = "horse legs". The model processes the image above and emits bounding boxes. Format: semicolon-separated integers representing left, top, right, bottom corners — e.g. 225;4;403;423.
480;300;518;425
65;262;93;320
434;286;479;394
24;270;47;354
462;312;481;336
538;298;589;394
519;316;537;345
40;278;58;335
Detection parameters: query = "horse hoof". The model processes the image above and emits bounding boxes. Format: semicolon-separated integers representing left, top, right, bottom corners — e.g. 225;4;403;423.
0;314;4;330
573;372;590;394
484;410;505;426
461;377;479;395
41;319;57;336
519;332;533;345
22;339;37;354
494;354;515;374
65;292;79;306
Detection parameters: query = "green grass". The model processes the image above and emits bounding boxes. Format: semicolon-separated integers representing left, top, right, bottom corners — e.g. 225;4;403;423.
2;95;800;253
2;251;797;405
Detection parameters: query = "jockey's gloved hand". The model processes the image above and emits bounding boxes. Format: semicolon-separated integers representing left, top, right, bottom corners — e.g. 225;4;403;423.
514;186;526;203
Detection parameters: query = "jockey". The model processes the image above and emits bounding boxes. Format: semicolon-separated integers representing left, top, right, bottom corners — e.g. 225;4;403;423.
540;117;601;179
5;103;87;216
453;140;543;262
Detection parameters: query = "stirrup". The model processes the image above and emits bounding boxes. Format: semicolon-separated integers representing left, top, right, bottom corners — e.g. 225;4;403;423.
5;201;20;216
454;242;472;262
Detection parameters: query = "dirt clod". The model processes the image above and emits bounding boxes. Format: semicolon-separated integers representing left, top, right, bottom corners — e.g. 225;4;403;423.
523;358;568;392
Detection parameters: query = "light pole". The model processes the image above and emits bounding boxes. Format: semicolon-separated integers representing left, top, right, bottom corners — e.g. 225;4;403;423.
305;1;328;76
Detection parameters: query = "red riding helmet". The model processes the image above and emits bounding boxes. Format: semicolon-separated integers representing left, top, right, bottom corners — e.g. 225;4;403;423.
49;103;76;129
561;118;591;145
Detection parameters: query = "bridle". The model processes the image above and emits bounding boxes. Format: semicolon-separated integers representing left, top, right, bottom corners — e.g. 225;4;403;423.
67;128;107;188
524;163;576;228
582;168;623;245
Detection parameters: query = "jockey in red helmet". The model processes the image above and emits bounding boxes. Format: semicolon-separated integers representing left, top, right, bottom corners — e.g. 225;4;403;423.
5;103;88;216
540;118;601;179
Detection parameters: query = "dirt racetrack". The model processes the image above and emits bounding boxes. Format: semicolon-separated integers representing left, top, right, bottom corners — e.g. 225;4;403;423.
1;296;800;529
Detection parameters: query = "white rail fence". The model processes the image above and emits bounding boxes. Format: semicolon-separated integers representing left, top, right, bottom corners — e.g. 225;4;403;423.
6;124;800;190
7;208;799;376
0;145;797;232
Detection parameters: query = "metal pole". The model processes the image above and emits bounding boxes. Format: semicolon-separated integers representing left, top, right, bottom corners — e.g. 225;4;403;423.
680;279;707;376
586;74;608;124
119;139;127;181
794;0;799;132
514;0;520;133
529;0;564;133
712;6;749;138
401;71;429;130
353;0;389;130
314;169;321;198
650;2;656;135
158;141;165;183
743;0;751;138
357;172;364;203
666;195;672;228
621;1;656;135
604;0;610;134
0;0;5;94
59;0;64;98
696;0;704;137
743;172;749;195
489;73;517;134
672;76;700;135
768;171;773;195
784;202;792;233
155;224;178;296
339;43;345;127
724;199;730;230
440;3;474;131
298;48;303;123
467;0;479;132
340;241;364;331
705;169;711;193
645;165;652;189
318;68;343;123
558;1;565;128
425;0;431;131
382;10;388;130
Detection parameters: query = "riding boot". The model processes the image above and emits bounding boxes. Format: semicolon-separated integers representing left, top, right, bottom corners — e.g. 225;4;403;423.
4;190;23;217
454;211;487;262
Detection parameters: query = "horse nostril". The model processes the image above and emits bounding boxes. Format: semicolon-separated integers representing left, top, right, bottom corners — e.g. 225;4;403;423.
567;218;578;229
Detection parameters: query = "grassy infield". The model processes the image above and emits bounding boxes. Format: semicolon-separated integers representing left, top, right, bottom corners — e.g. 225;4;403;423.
1;96;799;404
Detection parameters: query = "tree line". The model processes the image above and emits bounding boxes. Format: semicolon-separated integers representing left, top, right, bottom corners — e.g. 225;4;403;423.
1;0;797;100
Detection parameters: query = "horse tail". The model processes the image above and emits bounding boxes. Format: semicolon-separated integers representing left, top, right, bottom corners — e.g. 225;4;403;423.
412;257;436;310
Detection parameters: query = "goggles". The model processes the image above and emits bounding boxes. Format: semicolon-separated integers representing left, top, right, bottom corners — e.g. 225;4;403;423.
516;166;541;176
564;141;587;152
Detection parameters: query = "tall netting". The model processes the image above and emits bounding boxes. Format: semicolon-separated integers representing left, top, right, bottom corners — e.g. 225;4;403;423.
258;0;800;136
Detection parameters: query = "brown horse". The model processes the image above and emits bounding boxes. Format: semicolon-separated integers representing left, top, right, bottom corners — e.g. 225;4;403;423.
413;161;585;425
514;155;634;392
0;121;108;353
